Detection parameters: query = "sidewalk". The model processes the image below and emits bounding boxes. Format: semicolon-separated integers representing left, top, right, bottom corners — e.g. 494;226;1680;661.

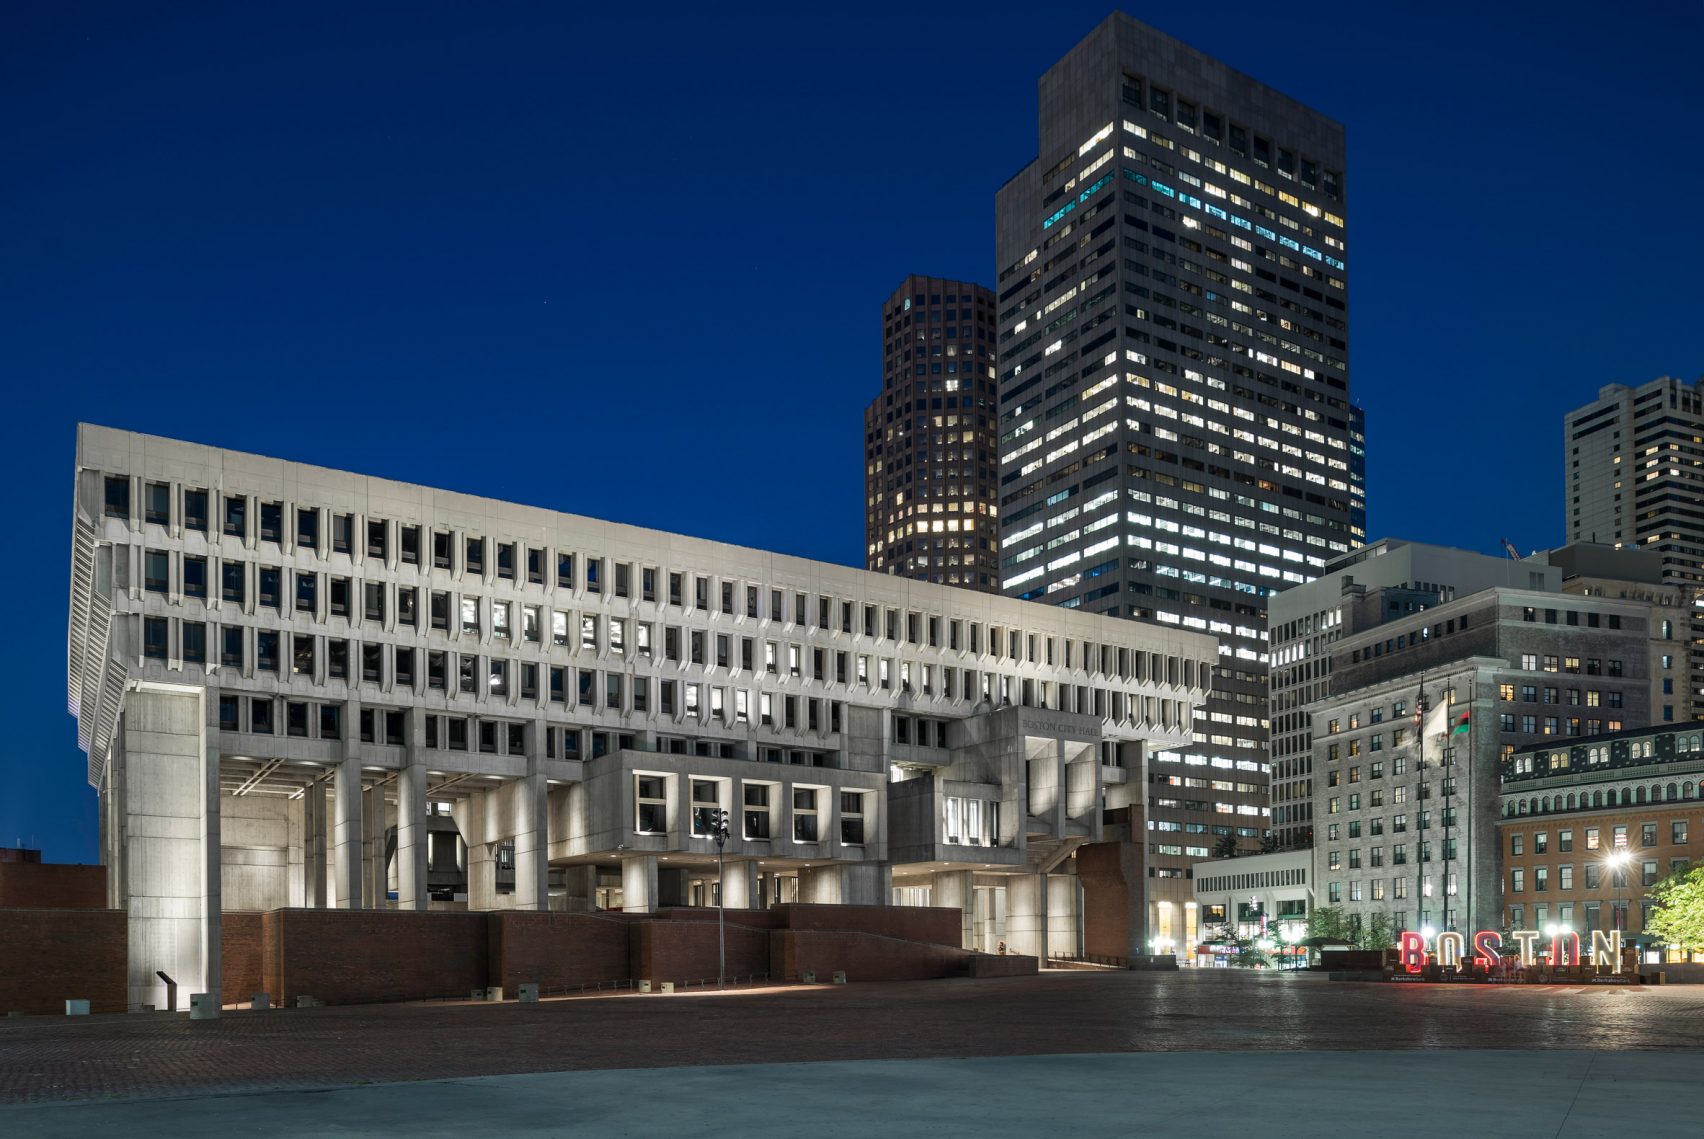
3;1050;1698;1138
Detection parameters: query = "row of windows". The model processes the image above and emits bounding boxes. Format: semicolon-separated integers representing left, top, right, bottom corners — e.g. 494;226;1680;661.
1508;819;1692;856
634;775;871;845
102;478;1205;685
139;616;1183;728
1504;781;1700;817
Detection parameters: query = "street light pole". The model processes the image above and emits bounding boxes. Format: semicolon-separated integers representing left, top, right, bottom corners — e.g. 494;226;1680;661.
713;808;730;990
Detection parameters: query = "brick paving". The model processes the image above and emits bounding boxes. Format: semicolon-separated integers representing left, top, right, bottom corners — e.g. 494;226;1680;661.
3;971;1702;1106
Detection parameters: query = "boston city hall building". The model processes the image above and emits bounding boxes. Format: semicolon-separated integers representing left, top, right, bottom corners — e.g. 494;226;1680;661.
68;426;1213;1007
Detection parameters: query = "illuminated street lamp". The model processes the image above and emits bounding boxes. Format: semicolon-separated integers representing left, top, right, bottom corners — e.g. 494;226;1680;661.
1605;848;1633;933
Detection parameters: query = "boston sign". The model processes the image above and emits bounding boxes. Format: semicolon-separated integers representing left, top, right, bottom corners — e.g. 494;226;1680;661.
1395;929;1625;973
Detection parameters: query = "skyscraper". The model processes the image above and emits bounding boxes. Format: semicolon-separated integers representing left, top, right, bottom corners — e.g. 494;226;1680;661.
995;14;1364;900
1565;375;1704;723
865;275;1001;591
1565;376;1704;585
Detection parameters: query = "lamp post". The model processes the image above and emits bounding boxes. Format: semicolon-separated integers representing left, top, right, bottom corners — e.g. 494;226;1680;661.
709;808;731;990
1605;848;1632;936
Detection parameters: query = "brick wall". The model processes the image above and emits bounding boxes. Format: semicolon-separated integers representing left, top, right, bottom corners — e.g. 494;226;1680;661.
632;919;770;983
0;908;127;1014
489;912;633;992
773;928;1003;982
0;863;107;909
266;909;488;1005
222;912;264;1005
776;903;962;946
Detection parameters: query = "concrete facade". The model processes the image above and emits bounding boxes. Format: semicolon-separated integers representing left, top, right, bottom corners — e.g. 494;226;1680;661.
68;425;1214;1004
992;12;1363;925
1190;848;1311;960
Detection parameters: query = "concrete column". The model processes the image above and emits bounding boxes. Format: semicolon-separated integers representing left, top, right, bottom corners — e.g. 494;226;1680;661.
657;867;689;908
932;870;975;949
1006;872;1049;961
1048;874;1080;959
797;864;842;904
560;865;598;912
116;683;221;1010
331;746;364;909
362;784;386;907
301;779;328;908
455;791;498;911
395;716;429;911
721;859;761;910
512;724;549;911
622;854;658;913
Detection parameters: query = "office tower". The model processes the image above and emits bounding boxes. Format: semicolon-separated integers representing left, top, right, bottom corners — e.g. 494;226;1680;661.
1565;376;1704;722
995;13;1364;913
1566;376;1704;585
70;424;1212;1004
1268;540;1556;850
1306;581;1650;935
865;276;1001;591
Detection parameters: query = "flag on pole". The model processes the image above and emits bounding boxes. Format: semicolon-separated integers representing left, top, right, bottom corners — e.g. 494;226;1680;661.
1448;708;1471;735
1424;693;1451;740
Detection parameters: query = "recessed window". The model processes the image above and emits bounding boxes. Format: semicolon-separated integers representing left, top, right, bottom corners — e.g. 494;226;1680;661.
145;482;170;525
223;495;247;538
104;476;131;521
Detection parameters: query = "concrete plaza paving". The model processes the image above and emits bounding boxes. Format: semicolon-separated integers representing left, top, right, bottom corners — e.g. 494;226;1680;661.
4;971;1703;1135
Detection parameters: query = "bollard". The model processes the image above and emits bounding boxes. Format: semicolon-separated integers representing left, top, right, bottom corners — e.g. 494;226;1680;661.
518;983;539;1003
659;982;675;995
250;993;270;1010
833;971;847;984
638;980;652;993
485;986;504;1002
65;1000;90;1017
189;993;218;1020
801;970;816;983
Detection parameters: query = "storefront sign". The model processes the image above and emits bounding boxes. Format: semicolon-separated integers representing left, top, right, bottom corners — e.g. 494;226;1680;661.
1396;929;1623;973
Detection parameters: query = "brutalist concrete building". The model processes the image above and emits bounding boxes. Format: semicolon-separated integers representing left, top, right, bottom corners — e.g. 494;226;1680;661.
69;425;1213;1007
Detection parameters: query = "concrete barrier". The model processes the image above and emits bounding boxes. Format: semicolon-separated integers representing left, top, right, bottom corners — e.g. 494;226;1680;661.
517;983;539;1003
638;980;652;993
659;982;675;994
832;971;847;984
250;993;270;1010
65;999;90;1016
189;992;218;1020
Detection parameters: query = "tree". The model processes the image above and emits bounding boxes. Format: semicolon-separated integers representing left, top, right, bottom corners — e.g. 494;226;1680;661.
1306;906;1395;951
1213;833;1239;860
1644;864;1704;952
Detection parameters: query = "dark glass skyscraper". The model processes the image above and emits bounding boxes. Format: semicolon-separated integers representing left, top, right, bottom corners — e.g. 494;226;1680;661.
865;275;1001;591
995;14;1364;926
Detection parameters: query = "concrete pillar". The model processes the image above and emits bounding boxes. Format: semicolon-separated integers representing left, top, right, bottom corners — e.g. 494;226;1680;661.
721;859;761;910
657;867;689;908
455;792;498;911
301;779;328;908
395;729;428;911
560;864;598;912
116;683;222;1010
512;724;549;911
840;863;890;906
797;864;841;904
331;750;364;909
362;783;386;908
622;854;658;913
932;870;975;949
1048;874;1080;959
1006;872;1049;961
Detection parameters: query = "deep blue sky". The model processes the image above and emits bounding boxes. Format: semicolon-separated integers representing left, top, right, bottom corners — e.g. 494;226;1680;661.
3;3;1699;862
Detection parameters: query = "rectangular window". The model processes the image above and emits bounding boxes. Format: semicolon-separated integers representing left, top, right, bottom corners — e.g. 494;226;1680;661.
635;775;667;834
144;481;170;525
183;488;208;533
841;792;866;844
743;783;771;839
792;787;819;842
223;494;246;538
144;550;169;594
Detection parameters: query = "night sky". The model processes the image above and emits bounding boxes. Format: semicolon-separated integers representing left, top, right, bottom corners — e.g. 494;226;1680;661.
4;3;1699;862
